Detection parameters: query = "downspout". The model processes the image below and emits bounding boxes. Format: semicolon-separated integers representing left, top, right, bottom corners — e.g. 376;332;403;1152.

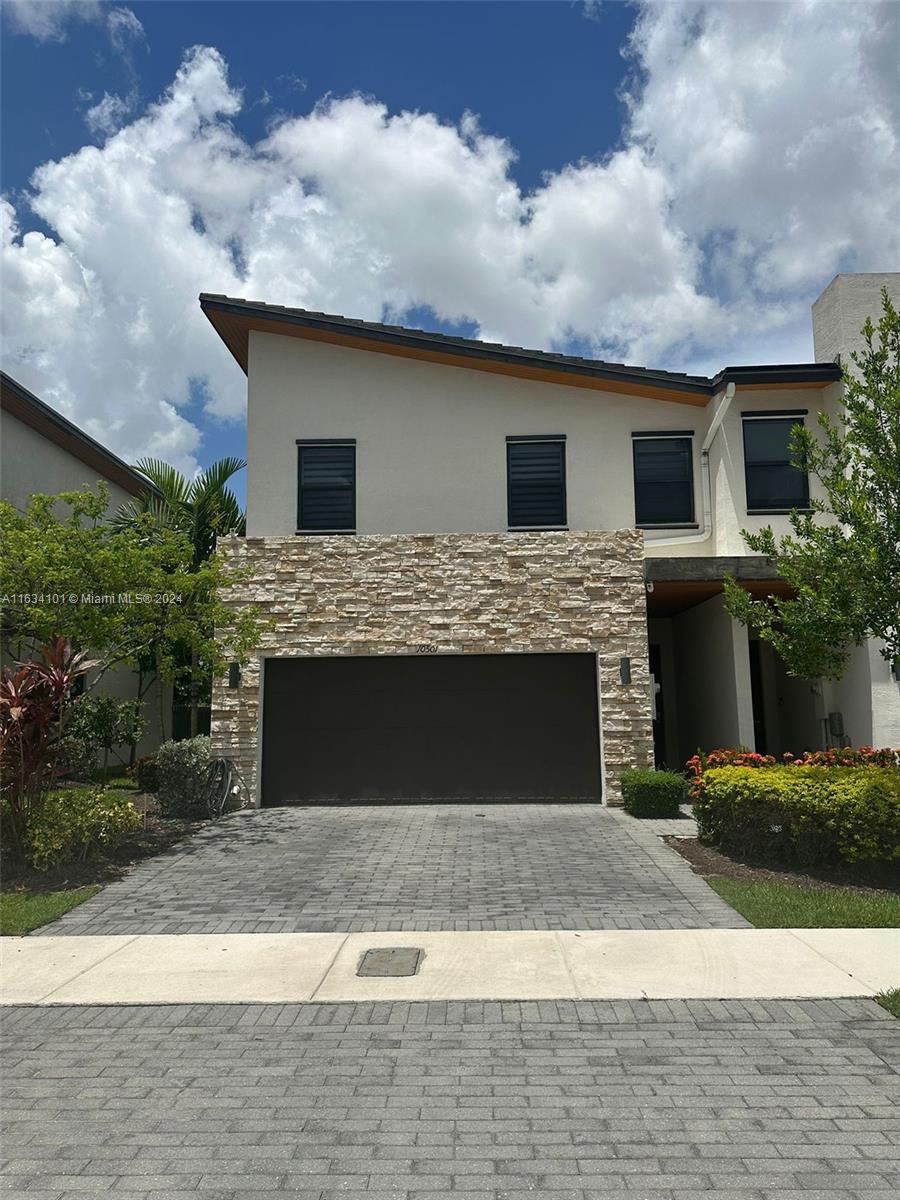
649;381;735;548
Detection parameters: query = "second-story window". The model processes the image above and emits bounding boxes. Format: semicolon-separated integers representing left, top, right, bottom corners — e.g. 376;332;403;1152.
632;433;695;527
297;440;356;532
742;412;810;513
506;436;567;529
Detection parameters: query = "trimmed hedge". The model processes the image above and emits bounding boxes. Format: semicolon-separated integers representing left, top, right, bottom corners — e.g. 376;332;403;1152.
695;765;900;868
620;769;687;818
155;736;210;819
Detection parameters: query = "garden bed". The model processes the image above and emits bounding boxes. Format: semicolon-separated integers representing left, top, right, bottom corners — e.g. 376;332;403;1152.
2;791;204;893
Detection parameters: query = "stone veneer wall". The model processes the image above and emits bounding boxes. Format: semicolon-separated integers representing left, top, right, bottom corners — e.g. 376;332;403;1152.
211;531;652;805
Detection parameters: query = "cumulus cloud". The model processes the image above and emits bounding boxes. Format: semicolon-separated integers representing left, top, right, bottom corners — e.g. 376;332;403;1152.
2;2;897;473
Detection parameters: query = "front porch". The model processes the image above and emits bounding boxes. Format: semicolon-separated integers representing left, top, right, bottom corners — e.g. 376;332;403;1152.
644;557;825;769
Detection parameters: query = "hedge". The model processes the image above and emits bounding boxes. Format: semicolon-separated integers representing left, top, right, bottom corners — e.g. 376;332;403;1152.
695;765;900;868
620;768;687;818
25;788;141;870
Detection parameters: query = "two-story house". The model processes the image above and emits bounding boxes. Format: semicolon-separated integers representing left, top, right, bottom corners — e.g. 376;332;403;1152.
203;272;900;806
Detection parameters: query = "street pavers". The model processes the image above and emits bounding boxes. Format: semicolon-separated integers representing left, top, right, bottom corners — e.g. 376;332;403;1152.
38;803;745;935
1;997;898;1199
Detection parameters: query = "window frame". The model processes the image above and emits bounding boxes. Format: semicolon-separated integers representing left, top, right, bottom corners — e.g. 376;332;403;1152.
631;430;697;529
506;435;568;531
741;410;811;515
296;438;357;534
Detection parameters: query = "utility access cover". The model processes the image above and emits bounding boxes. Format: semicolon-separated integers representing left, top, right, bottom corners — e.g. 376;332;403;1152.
357;947;424;977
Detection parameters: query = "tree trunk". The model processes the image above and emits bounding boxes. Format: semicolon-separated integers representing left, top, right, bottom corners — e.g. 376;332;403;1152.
189;648;199;738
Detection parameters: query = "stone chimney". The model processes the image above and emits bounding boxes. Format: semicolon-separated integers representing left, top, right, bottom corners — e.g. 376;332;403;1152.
811;272;900;365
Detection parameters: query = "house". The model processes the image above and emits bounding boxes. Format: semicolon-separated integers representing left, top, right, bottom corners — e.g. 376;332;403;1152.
0;371;171;757
202;272;900;806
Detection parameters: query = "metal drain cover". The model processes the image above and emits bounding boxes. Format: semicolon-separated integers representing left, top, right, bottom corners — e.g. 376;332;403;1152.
357;947;424;977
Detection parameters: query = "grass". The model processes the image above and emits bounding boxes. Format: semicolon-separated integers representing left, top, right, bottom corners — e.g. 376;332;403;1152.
876;989;900;1018
0;886;102;936
91;766;136;789
707;877;900;928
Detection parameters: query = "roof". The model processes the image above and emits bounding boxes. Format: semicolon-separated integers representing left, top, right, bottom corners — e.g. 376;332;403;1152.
200;293;842;406
0;371;158;499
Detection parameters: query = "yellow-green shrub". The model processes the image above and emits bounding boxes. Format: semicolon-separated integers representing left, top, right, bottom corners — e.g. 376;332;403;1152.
25;788;141;870
695;766;900;868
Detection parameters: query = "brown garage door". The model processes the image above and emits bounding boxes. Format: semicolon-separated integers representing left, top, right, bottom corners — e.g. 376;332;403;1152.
261;653;602;805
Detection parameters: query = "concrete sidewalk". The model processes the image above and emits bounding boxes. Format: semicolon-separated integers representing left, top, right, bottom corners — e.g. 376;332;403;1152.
3;927;897;1005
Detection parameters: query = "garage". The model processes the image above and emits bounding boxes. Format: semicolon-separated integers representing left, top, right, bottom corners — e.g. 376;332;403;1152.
261;652;602;805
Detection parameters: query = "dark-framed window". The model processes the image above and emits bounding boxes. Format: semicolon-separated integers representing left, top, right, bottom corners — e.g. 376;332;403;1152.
632;433;695;527
742;412;810;513
506;436;566;529
296;440;356;532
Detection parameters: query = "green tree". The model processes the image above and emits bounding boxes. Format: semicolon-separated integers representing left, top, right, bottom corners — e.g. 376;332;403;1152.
0;485;262;739
113;457;247;734
725;289;900;679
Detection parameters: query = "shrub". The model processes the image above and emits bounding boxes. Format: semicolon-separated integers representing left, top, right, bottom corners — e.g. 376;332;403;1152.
128;755;159;794
686;746;900;799
25;788;141;870
620;768;687;818
695;765;900;868
66;695;146;773
155;736;211;818
56;737;97;782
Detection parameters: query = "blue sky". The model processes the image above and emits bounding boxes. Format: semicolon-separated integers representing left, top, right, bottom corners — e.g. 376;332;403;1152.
2;1;898;499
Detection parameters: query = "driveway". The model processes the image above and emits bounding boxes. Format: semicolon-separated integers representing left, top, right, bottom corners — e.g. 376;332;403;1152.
40;804;746;935
2;998;897;1199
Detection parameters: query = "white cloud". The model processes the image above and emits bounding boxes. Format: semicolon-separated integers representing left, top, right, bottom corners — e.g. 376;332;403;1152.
1;3;897;473
84;90;135;135
5;0;102;41
106;5;144;57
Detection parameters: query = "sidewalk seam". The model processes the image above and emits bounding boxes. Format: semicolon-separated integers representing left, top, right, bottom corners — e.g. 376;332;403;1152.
35;934;143;1003
307;932;350;1001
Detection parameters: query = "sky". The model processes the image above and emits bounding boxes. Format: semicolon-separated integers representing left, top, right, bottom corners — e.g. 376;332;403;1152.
2;0;899;493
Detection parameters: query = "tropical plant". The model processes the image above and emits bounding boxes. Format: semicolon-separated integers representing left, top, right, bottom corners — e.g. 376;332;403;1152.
113;456;247;734
0;639;96;859
66;695;146;773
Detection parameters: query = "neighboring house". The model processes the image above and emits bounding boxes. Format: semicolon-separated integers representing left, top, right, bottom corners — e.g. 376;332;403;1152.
202;272;900;807
0;371;171;758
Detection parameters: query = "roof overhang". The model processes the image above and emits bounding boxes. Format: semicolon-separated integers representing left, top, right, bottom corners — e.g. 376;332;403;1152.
200;294;842;407
0;372;157;499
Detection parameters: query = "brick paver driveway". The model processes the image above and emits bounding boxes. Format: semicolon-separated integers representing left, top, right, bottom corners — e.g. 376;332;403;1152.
41;804;745;934
3;998;897;1199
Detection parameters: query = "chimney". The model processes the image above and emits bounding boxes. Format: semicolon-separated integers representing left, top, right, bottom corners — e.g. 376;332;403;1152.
811;272;900;365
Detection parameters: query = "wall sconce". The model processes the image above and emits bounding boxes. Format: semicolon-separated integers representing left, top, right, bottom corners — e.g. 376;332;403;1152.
228;662;241;689
619;656;632;685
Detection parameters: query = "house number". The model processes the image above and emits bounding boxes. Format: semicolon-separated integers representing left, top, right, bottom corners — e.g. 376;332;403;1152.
415;643;439;654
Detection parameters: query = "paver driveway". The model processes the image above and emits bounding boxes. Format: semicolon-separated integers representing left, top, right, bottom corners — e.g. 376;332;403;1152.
41;804;746;934
2;998;898;1199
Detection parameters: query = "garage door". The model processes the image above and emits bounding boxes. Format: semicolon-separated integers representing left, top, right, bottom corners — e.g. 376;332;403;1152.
261;653;602;805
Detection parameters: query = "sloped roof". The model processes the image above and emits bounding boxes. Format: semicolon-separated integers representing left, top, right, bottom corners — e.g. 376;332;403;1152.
200;293;841;406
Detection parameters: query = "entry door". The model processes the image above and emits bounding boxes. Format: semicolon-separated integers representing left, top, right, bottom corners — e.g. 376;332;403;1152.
261;653;602;804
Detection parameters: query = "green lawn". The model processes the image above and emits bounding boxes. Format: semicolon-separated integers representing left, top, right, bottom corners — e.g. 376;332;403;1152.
876;989;900;1018
0;886;102;936
708;877;900;928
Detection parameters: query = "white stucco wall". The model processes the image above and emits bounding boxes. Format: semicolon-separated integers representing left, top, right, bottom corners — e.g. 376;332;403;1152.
245;329;829;554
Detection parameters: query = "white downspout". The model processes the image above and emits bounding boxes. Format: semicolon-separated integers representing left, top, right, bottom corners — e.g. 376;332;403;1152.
649;381;735;549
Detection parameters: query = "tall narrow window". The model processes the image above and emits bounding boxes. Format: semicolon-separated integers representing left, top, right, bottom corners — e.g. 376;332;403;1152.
506;437;567;529
632;434;695;526
297;441;356;532
742;414;809;512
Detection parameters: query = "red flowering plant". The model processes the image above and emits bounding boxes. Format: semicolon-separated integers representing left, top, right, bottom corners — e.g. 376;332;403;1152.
687;744;900;800
0;638;97;860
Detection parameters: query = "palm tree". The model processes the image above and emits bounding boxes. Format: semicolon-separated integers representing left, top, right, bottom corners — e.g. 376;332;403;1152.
115;456;247;736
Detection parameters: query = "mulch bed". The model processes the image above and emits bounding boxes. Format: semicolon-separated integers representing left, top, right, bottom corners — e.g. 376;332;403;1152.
2;792;206;894
667;835;899;898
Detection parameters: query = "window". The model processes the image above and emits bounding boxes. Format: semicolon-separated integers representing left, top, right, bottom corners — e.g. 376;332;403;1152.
297;440;356;532
632;434;695;527
742;413;810;512
506;437;566;529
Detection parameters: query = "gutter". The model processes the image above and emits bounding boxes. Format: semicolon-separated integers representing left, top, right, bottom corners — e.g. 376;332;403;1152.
648;382;736;549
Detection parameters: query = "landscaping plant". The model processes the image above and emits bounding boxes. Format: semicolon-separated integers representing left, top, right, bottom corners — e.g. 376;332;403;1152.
25;788;141;870
0;639;96;860
620;768;687;818
695;764;900;869
66;695;146;775
129;754;160;794
154;735;212;818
